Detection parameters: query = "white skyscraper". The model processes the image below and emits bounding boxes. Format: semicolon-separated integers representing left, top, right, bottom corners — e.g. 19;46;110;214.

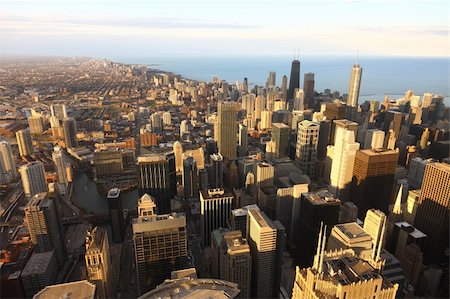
16;128;33;157
347;64;363;107
52;146;70;194
364;129;385;150
293;88;304;111
330;121;360;200
19;161;48;197
295;120;319;178
0;140;17;183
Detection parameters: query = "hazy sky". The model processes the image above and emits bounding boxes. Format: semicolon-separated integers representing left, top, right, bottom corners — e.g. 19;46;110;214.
0;0;448;58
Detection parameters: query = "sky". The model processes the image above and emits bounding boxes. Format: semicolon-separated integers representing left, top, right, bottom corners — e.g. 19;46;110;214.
0;0;448;58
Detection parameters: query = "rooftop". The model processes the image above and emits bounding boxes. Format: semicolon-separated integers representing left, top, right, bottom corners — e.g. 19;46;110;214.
33;280;96;299
107;188;120;199
231;204;260;217
138;277;240;299
21;251;54;276
304;190;341;206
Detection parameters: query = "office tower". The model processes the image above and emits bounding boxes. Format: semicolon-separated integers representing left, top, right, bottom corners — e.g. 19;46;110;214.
85;227;114;298
173;141;183;172
383;111;403;139
150;112;163;133
293;88;304;110
34;281;96;299
107;188;124;243
329;120;360;200
347;64;363;107
162;111;172;125
0;140;17;182
28;116;45;134
179;119;189;136
274;100;286;111
93;149;124;178
364;129;385;149
216;101;237;159
272;123;290;158
350;149;399;218
339;201;358;223
50;104;67;121
281;75;287;100
323;101;347;120
407;157;436;189
243;77;249;93
62;117;78;148
242;94;255;116
133;195;188;295
230;205;260;239
25;193;66;266
292;234;399;299
218;230;252;298
21;251;58;298
268;71;276;87
208;153;224;188
248;209;278;298
317;120;330;161
303;73;315;109
238;124;248;157
254;95;265;120
52;146;69;194
200;188;234;247
414;163;450;264
138;151;176;214
19;161;48;197
295;190;341;266
16;128;33;157
260;110;272;130
363;210;387;261
295;120;319;177
287;59;300;101
182;156;198;199
256;161;274;205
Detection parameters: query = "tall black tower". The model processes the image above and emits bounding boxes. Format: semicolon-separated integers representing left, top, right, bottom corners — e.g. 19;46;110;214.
287;59;300;101
107;188;125;243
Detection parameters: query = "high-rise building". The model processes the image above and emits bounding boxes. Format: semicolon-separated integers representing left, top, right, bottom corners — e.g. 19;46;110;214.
133;194;188;295
182;156;198;199
138;151;176;214
256;161;274;205
0;140;17;183
230;204;261;239
85;227;114;298
52;146;70;194
33;281;96;299
107;188;124;243
19;161;48;197
350;149;399;218
260;110;272;130
293;88;304;111
414;162;450;264
329;120;360;200
272;123;290;158
25;193;66;266
294;190;341;266
363;209;387;261
21;251;58;298
238;124;248;157
243;77;249;93
254;95;265;120
216;101;238;159
295;120;319;178
62;117;78;148
200;188;234;247
287;59;300;101
218;230;252;298
248;209;278;298
28;116;45;134
347;64;363;107
16;128;33;157
364;129;385;149
281;75;288;101
208;153;224;189
50;104;67;121
383;111;403;140
303;73;315;109
268;71;276;87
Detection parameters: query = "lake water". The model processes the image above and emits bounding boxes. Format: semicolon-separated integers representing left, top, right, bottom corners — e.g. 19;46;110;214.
113;55;449;105
71;172;139;215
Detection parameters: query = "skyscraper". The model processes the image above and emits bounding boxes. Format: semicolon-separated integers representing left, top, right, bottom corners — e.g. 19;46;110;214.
268;71;276;87
50;104;67;121
28;116;45;134
218;230;252;298
303;73;315;109
295;120;319;178
138;151;176;214
182;156;198;199
16;128;33;157
256;161;274;204
272;122;290;158
238;124;248;157
200;188;234;247
133;194;188;295
216;101;238;159
85;227;115;299
62;117;78;148
248;209;278;298
281;75;288;101
19;161;48;197
208;153;224;189
414;162;450;264
25;192;66;266
293;88;304;111
347;64;363;107
350;149;399;218
287;59;300;101
0;140;17;183
329;120;360;200
52;146;70;194
107;188;124;243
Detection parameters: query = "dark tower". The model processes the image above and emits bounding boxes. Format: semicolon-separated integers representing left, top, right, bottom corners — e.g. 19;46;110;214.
107;188;125;243
303;73;315;109
287;59;300;101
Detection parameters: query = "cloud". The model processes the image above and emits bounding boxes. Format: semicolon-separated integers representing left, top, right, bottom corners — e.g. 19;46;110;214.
357;25;448;36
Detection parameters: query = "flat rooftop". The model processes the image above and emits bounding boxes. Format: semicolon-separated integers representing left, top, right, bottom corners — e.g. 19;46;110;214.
333;222;371;242
132;213;186;233
231;204;260;217
139;277;240;299
304;190;341;206
21;251;54;277
33;280;96;299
